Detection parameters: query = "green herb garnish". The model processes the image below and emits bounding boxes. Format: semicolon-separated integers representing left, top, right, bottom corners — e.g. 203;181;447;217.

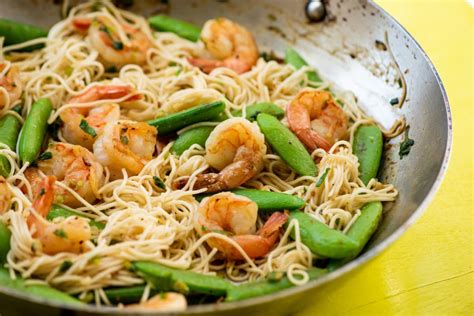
79;119;97;137
38;151;53;161
112;41;124;50
54;229;68;239
153;176;166;189
120;135;129;144
399;130;415;159
390;98;399;106
59;260;73;272
316;168;330;187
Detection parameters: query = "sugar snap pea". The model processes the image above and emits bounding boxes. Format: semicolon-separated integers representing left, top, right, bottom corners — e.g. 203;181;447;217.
148;101;225;135
195;189;305;212
104;285;157;304
257;113;317;176
0;19;48;51
353;124;383;185
284;47;322;83
287;211;359;258
0;114;22;177
133;261;234;296
232;102;285;121
148;15;201;42
46;205;105;230
0;268;82;305
0;222;11;264
226;267;327;302
327;201;383;270
18;98;53;165
172;126;214;155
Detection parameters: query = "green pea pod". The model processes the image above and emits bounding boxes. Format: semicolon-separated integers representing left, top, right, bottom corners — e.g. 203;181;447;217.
0;222;11;264
226;268;327;302
46;205;105;230
287;211;359;258
18;98;53;165
284;47;322;83
172;126;214;156
0;18;48;51
0;268;82;305
353;125;384;185
0;114;22;177
257;113;317;176
148;15;201;42
133;261;234;296
148;101;225;135
232;102;285;121
327;202;383;271
195;189;305;212
104;285;157;304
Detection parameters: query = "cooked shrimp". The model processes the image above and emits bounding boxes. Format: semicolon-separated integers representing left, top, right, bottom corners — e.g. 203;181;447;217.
287;90;348;152
0;62;22;111
72;17;152;67
188;18;259;74
27;176;91;255
93;120;157;179
25;142;105;207
126;293;187;311
180;118;266;192
195;192;288;260
0;177;12;214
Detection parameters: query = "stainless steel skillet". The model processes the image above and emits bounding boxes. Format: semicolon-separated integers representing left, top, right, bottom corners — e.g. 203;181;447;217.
0;0;452;315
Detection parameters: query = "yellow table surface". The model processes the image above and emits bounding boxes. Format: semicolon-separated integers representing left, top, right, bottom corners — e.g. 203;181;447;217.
298;1;473;315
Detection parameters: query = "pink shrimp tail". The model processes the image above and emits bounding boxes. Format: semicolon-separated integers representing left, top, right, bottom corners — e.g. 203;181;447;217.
72;18;92;32
259;211;289;239
294;129;332;153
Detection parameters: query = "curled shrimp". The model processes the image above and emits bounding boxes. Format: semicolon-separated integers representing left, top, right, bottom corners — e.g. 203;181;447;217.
0;62;22;111
25;142;105;207
0;177;12;214
287;90;348;152
72;17;152;67
179;118;266;192
27;176;91;255
126;293;187;311
188;18;259;74
93;120;157;179
60;84;141;150
195;192;288;260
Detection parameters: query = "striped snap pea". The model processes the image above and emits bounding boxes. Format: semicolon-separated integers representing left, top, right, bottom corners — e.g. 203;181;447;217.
104;285;157;304
0;19;48;51
148;15;201;42
0;222;11;264
257;113;317;176
226;268;327;302
232;102;285;121
353;125;384;185
148;101;225;135
18;98;53;165
0;268;82;305
46;205;105;230
327;201;383;271
286;211;359;258
172;126;214;155
0;114;22;177
195;189;305;212
133;261;234;296
284;47;322;83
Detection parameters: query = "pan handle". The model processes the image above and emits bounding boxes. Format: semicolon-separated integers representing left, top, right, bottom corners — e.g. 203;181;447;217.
305;0;326;22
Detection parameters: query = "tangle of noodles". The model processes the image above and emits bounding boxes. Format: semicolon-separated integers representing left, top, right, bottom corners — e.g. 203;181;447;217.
0;0;400;306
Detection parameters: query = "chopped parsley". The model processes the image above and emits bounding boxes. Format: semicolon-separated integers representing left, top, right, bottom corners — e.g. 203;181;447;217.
390;98;399;106
316;168;330;187
153;176;166;189
12;104;22;114
120;135;129;144
38;151;53;161
399;129;415;159
79;119;97;137
112;41;124;50
54;229;68;239
105;65;117;73
59;260;73;272
39;188;45;196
